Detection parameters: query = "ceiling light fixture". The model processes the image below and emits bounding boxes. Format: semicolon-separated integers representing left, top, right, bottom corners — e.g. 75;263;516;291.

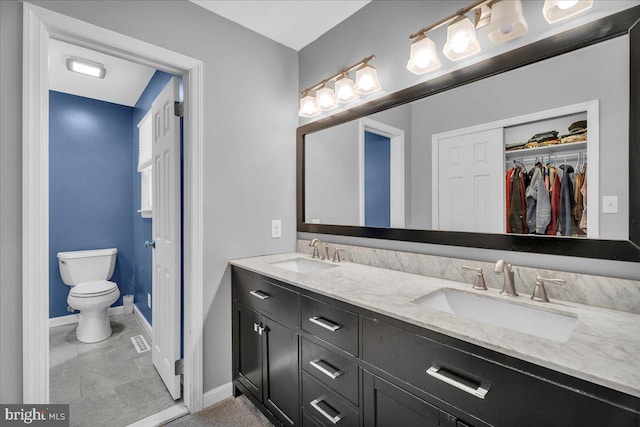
443;15;482;61
407;33;441;75
543;0;593;23
66;57;106;79
298;55;380;118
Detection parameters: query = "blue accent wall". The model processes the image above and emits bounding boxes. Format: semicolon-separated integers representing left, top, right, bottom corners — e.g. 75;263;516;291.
364;131;391;227
49;91;134;318
132;71;176;325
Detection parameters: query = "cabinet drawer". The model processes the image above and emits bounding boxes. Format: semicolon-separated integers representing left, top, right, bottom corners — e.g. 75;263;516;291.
362;316;639;427
302;373;358;427
233;268;299;327
302;337;359;405
301;296;358;356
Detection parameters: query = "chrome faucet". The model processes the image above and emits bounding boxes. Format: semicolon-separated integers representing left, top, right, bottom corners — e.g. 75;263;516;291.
332;248;345;262
309;239;321;259
531;276;566;302
494;259;518;296
462;265;487;290
321;243;330;260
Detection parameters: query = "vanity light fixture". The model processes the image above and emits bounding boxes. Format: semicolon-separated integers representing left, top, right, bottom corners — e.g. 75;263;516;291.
298;55;380;117
66;57;106;79
543;0;593;24
406;33;441;75
443;15;482;61
485;0;528;44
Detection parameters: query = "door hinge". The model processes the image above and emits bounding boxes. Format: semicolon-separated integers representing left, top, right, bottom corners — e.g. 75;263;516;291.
175;358;184;375
174;101;184;117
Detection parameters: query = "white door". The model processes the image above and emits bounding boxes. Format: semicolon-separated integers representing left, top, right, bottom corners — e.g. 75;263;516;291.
433;128;504;233
151;77;182;400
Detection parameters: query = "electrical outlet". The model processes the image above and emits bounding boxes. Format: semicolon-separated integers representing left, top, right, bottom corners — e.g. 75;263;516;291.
147;293;151;308
272;219;282;238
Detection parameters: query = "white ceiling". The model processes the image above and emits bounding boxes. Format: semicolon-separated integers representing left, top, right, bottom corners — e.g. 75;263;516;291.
190;0;371;51
49;39;156;107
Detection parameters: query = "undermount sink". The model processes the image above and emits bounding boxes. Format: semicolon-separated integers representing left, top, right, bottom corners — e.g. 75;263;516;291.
270;258;337;273
413;288;577;342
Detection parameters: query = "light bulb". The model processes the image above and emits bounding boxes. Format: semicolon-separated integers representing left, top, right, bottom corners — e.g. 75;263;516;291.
450;35;470;54
335;74;358;103
316;85;338;111
355;63;381;95
486;0;528;44
557;0;579;10
298;93;320;118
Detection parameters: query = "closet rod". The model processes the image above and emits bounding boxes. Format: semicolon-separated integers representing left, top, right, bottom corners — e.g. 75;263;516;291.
506;152;586;163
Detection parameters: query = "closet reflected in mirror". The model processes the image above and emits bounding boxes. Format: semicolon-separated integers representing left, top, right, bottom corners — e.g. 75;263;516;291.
304;35;628;241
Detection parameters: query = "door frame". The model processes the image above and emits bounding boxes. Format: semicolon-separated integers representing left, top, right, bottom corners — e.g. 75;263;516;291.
358;118;406;228
431;100;599;236
22;3;204;412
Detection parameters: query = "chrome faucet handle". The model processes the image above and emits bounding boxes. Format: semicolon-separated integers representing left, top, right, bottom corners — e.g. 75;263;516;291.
309;239;321;259
531;276;566;302
462;265;487;290
494;259;518;297
332;248;345;263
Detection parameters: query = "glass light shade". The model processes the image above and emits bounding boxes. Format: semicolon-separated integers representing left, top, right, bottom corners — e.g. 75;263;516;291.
443;16;481;61
542;0;593;24
298;94;320;118
66;57;106;78
406;34;441;75
335;74;359;103
355;64;381;95
316;85;338;111
486;0;528;44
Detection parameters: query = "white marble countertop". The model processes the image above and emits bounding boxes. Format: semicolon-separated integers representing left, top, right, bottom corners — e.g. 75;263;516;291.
230;253;640;398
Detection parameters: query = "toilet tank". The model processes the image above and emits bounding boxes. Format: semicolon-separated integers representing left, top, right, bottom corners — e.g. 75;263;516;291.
57;248;117;286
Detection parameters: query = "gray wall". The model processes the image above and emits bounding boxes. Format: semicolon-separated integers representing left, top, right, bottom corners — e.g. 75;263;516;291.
0;0;298;402
409;37;628;238
298;0;640;280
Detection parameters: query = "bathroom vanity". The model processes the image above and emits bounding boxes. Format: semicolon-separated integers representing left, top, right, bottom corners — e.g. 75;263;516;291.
230;254;640;427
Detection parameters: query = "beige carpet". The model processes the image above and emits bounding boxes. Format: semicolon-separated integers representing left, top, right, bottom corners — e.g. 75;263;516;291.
163;395;273;427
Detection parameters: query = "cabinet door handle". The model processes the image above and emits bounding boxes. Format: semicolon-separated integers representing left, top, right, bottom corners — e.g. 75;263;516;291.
426;365;490;399
310;398;343;424
309;359;342;380
309;316;341;332
249;290;270;300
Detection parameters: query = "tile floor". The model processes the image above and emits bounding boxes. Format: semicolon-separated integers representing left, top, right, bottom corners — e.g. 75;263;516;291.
50;313;177;427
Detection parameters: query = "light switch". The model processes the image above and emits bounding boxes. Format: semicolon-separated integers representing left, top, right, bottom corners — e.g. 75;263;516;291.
602;196;618;214
271;219;282;238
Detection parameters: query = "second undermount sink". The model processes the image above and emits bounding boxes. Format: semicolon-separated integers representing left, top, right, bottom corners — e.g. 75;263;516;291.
270;258;337;273
413;288;577;342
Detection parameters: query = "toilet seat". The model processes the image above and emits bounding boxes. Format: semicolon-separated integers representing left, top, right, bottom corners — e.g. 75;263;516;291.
70;280;118;298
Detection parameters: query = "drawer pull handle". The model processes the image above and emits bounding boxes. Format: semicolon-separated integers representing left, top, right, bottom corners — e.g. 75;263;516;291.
309;316;341;332
426;365;490;399
249;290;270;300
310;398;343;424
309;359;343;380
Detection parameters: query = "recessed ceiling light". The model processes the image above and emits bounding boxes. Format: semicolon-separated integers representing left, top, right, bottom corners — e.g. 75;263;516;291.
66;57;106;79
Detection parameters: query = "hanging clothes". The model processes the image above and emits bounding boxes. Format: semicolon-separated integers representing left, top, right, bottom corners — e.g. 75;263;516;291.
547;167;561;235
559;164;575;236
508;168;528;234
525;165;551;234
579;164;588;232
505;168;514;233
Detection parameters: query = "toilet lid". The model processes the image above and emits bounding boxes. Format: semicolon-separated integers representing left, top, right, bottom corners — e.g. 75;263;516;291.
70;280;118;297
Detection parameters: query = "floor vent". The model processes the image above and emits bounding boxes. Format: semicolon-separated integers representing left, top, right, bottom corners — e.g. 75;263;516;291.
131;335;150;353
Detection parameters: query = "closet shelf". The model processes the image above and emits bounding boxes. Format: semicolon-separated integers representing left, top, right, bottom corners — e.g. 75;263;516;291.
505;141;586;159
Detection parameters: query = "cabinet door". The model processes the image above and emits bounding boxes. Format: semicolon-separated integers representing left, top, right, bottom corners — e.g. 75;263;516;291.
235;303;263;402
263;315;299;426
363;371;461;427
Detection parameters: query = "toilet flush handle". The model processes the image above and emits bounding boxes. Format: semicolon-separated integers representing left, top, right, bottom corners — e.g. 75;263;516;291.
144;240;156;249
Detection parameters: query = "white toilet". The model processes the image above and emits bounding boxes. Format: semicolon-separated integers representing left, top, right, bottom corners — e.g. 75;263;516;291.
57;248;120;343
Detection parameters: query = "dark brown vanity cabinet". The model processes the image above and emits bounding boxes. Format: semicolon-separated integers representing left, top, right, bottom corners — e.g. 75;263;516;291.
232;266;640;427
233;269;300;427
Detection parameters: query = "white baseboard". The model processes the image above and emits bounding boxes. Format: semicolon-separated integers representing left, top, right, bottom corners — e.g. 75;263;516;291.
49;305;125;328
134;304;152;337
203;382;233;408
126;403;188;427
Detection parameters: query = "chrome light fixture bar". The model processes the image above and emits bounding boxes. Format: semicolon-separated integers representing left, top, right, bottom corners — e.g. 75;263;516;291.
66;57;106;78
298;55;381;118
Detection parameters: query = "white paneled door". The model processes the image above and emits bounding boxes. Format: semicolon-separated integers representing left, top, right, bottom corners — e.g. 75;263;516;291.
434;128;504;234
151;77;182;400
